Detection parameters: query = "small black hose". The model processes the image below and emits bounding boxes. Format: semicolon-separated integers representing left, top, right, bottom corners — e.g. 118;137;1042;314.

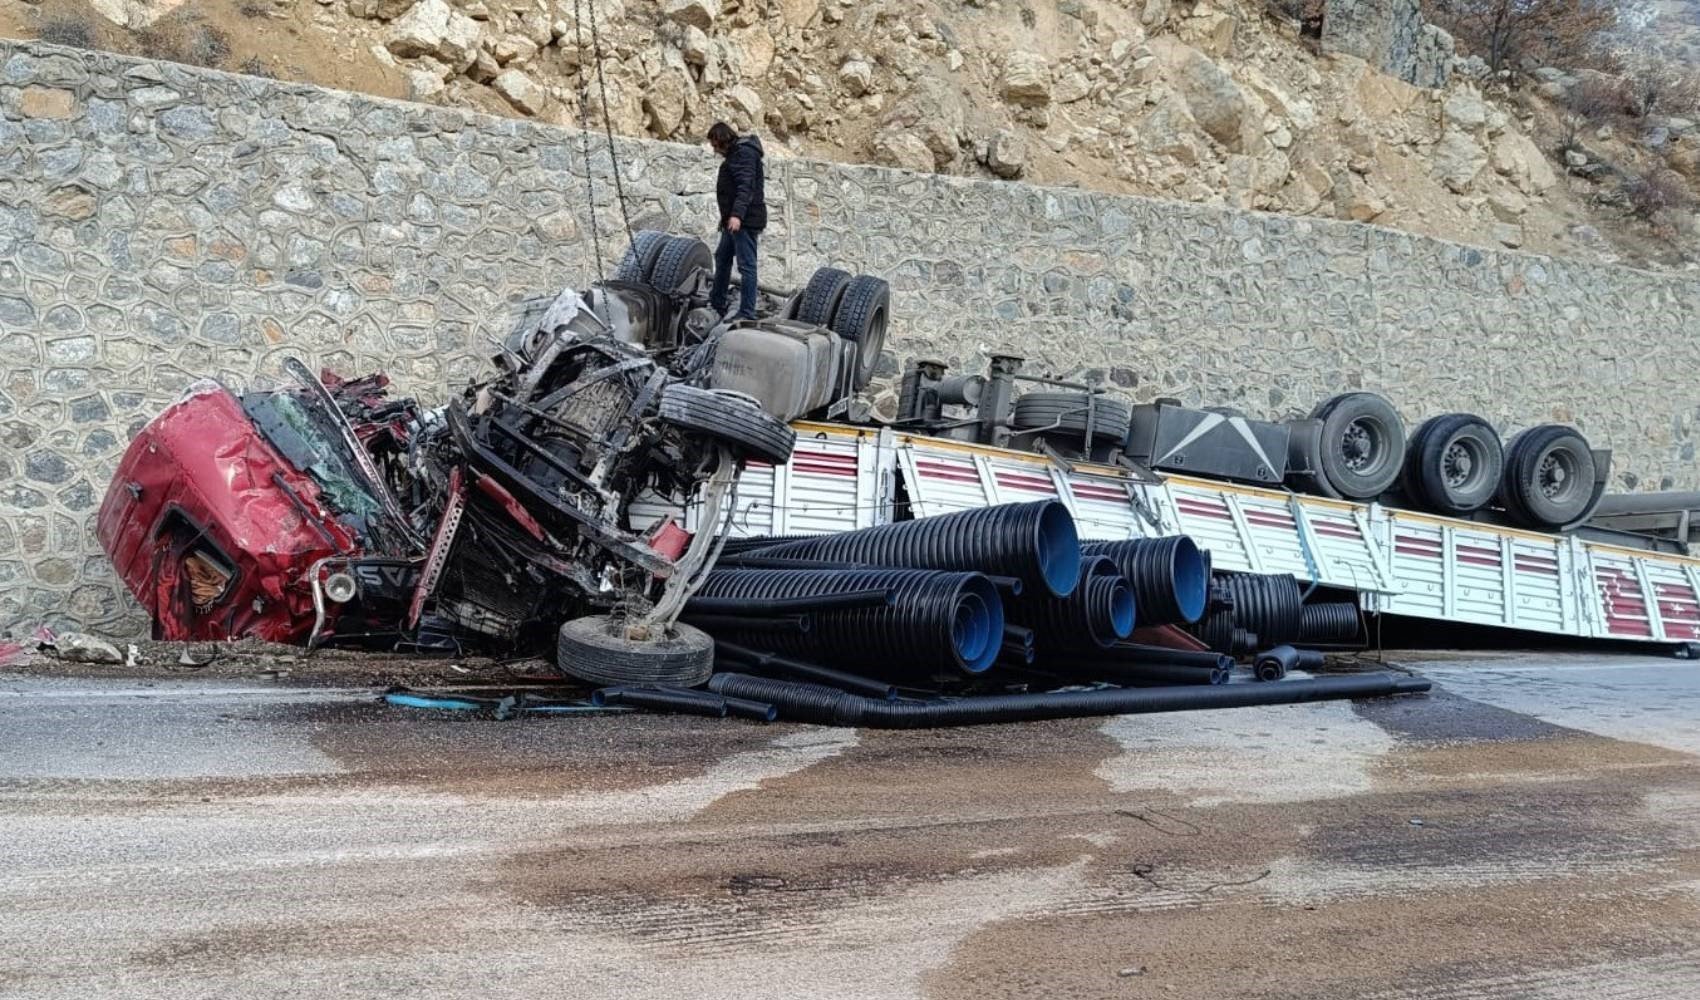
708;671;1432;728
749;500;1082;598
1001;642;1036;665
1103;643;1234;671
717;534;814;555
1048;659;1227;686
684;589;895;615
683;613;811;634
714;639;898;700
1080;536;1209;625
593;686;728;717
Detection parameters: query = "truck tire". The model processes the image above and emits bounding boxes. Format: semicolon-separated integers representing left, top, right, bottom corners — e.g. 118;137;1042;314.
831;275;891;390
1311;392;1406;500
1406;414;1504;515
659;384;797;464
1012;392;1133;441
557;615;714;687
1285;418;1342;499
615;230;670;284
797;266;852;326
649;235;713;294
1499;425;1596;529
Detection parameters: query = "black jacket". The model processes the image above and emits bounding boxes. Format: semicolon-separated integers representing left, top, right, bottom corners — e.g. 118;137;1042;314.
716;134;767;232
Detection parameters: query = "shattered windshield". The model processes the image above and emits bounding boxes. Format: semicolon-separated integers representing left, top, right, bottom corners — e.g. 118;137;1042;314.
243;389;385;535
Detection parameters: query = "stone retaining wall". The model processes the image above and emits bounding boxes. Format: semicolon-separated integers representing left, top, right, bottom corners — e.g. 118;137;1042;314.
2;40;1697;631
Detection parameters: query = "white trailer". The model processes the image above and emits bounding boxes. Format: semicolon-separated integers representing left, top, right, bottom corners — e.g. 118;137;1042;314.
639;421;1700;647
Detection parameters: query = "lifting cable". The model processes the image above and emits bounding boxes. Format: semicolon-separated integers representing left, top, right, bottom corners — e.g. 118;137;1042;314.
585;0;636;244
568;0;635;280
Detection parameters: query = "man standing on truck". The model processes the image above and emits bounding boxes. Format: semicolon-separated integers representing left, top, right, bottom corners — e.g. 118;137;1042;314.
707;121;767;322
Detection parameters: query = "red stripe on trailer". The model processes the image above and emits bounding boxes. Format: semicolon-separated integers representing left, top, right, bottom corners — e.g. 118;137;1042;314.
1396;544;1440;558
1456;544;1502;563
790;463;858;478
1176;501;1232;520
1514;557;1560;577
1396;534;1442;551
995;473;1058;493
914;460;984;484
1458;554;1502;569
1072;485;1129;502
1312;525;1363;541
792;451;856;465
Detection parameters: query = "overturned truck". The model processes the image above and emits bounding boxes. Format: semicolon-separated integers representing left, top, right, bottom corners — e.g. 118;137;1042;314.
99;232;890;677
100;229;1695;715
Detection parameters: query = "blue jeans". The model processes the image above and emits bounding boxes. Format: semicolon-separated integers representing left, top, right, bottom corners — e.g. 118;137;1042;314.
710;228;759;320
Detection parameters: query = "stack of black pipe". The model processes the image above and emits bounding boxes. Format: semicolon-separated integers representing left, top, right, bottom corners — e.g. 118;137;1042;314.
610;501;1428;727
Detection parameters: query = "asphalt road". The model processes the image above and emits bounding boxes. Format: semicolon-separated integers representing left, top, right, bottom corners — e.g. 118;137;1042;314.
3;653;1700;999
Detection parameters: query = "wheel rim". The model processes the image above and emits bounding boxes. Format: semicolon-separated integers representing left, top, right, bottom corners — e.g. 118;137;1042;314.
1340;418;1383;473
1537;448;1581;504
1442;437;1482;489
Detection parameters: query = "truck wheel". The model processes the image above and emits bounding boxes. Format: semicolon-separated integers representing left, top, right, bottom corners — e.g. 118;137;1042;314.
1407;414;1504;515
1499;425;1596;529
797;266;852;325
649;235;713;294
557;615;714;687
831;275;891;390
1284;417;1342;499
615;230;670;284
1312;392;1405;500
659;384;796;464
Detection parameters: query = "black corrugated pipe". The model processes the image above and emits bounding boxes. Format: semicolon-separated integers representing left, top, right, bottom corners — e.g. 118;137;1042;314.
1080;536;1209;625
1218;573;1303;645
1299;602;1362;642
715;640;898;699
747;500;1082;598
1103;643;1234;671
707;671;1432;728
696;568;1005;675
1188;609;1240;654
684;589;895;615
1010;556;1135;655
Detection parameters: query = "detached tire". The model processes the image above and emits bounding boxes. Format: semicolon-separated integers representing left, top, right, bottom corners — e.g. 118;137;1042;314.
615;230;670;284
659;384;797;464
1499;425;1597;529
1404;414;1505;515
797;266;852;326
1013;392;1133;443
557;615;714;687
649;235;713;294
831;275;891;390
1311;392;1406;500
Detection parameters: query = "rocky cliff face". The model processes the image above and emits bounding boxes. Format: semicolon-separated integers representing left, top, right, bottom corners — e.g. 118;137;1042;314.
3;0;1697;267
